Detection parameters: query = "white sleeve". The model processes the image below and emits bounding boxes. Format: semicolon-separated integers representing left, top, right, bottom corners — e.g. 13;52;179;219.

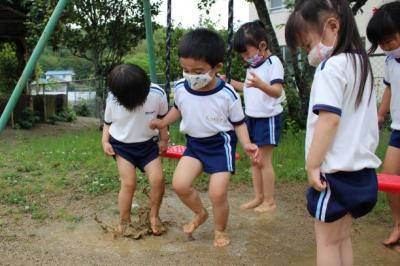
384;59;391;86
312;60;346;116
104;93;113;124
158;93;169;117
229;96;245;125
270;57;284;85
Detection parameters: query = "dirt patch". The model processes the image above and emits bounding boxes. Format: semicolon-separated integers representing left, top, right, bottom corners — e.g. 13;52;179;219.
0;182;399;265
1;116;99;141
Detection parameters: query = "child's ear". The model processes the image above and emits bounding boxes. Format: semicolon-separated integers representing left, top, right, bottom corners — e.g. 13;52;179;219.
326;17;340;34
214;62;223;72
259;41;268;51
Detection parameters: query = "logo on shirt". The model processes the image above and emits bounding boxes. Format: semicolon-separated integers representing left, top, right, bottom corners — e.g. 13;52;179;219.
205;115;226;124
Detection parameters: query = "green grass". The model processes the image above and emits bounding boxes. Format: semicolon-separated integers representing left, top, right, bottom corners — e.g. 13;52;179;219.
0;123;393;222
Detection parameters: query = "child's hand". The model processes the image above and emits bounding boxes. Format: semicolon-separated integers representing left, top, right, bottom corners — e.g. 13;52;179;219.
245;72;264;88
243;143;260;164
102;142;115;156
158;138;169;154
307;167;327;191
150;119;166;130
219;74;226;81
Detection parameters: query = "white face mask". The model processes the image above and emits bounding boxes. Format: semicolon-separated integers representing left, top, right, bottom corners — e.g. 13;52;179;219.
383;47;400;59
307;24;337;67
182;70;213;90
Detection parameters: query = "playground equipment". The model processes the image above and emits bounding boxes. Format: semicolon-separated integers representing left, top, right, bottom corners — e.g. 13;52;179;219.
161;145;241;160
377;174;400;193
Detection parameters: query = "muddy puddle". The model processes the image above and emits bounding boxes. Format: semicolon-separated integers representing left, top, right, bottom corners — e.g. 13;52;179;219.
0;184;399;265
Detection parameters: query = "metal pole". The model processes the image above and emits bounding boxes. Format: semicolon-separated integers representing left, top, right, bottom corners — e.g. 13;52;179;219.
0;0;69;133
165;0;172;104
226;0;234;83
143;0;157;83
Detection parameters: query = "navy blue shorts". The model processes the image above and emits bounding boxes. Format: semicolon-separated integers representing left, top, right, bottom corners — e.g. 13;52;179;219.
389;130;400;149
184;131;238;174
246;114;282;146
109;136;159;172
307;168;377;223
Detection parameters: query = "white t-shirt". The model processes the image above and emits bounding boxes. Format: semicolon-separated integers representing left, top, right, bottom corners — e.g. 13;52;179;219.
173;78;245;138
383;56;400;130
104;83;168;143
244;55;284;118
306;54;381;173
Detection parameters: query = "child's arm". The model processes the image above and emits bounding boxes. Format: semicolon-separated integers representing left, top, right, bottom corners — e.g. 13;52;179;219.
234;123;260;164
101;124;115;156
220;75;245;91
246;72;283;98
228;79;245;91
150;107;181;129
378;86;391;128
158;127;169;154
306;111;340;191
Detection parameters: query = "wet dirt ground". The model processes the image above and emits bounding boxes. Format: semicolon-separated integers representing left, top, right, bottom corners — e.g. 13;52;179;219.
1;182;399;266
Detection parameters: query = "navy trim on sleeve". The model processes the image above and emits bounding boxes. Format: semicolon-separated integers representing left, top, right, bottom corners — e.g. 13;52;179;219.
383;80;391;86
313;104;342;116
150;86;165;95
104;121;112;125
270;79;284;85
320;59;329;70
229;118;245;126
223;85;238;100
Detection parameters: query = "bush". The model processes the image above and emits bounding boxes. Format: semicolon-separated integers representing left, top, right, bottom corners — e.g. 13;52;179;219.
16;108;40;129
56;108;77;122
74;100;91;117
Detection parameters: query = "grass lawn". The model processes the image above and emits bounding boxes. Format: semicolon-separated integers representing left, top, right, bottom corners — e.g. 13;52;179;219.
0;121;392;223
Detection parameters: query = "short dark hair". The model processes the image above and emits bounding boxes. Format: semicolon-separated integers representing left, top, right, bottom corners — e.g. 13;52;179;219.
107;64;150;111
178;28;225;67
233;20;270;53
366;1;400;54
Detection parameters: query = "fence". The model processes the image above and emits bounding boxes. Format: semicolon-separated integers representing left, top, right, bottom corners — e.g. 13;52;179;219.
369;53;386;101
31;78;100;118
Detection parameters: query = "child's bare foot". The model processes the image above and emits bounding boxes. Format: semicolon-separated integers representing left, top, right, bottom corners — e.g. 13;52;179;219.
183;208;208;236
254;201;276;213
213;230;230;247
383;227;400;246
150;216;167;236
240;198;263;209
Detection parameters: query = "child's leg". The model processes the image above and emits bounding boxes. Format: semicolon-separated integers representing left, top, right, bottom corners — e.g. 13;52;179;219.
315;214;353;266
209;172;231;247
254;145;276;212
144;157;165;235
116;156;137;225
240;164;264;209
382;146;400;245
172;156;208;235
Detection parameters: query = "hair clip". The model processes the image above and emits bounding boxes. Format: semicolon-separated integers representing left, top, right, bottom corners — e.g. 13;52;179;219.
372;7;379;14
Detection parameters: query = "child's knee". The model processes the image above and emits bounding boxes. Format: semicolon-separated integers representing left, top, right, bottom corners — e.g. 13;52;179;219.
172;178;190;195
209;190;228;205
121;181;136;191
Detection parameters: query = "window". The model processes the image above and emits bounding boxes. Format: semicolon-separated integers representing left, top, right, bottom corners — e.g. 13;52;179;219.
270;0;285;11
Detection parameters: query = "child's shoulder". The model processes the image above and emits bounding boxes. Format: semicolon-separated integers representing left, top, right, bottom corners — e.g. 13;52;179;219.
319;54;349;72
149;83;166;96
385;55;400;66
173;78;186;91
220;81;239;101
